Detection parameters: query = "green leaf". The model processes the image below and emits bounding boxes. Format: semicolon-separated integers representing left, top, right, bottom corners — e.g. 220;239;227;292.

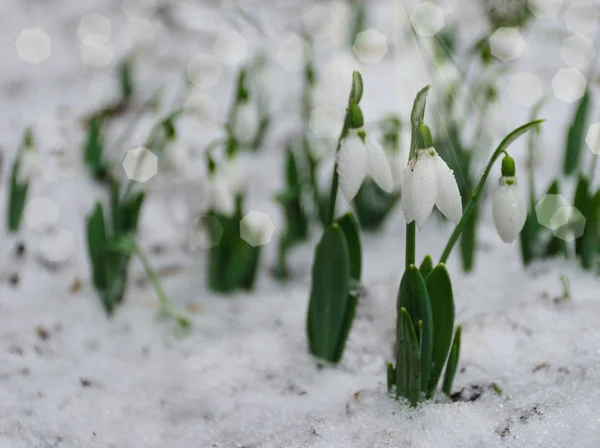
425;264;455;397
442;325;462;396
86;202;108;293
306;224;352;363
519;211;540;265
564;89;590;175
336;212;362;281
395;308;422;406
104;236;136;255
419;255;433;278
352;180;400;230
573;176;595;269
397;265;433;392
118;57;134;100
7;158;28;233
387;362;396;393
83;116;107;180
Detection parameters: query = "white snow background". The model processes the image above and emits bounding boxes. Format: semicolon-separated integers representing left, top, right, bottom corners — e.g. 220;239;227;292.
1;0;600;447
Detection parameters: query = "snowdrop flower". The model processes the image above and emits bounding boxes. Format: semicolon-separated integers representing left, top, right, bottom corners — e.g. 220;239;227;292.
17;148;41;184
336;105;394;202
402;124;462;230
204;156;244;217
492;155;526;243
164;140;191;173
232;100;259;145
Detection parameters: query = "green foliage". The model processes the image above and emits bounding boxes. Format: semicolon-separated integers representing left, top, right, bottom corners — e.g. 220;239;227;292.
352;180;400;231
395;308;421;406
6;130;34;233
206;196;261;293
442;325;462;396
564;89;591;175
83;115;110;181
85;181;146;315
306;213;362;364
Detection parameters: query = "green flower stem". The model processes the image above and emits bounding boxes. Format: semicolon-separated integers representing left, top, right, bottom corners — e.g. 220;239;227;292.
439;119;544;264
132;241;190;329
326;121;350;226
405;124;417;268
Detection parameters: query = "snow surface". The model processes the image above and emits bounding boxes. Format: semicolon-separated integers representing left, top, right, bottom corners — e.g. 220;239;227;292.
1;0;600;447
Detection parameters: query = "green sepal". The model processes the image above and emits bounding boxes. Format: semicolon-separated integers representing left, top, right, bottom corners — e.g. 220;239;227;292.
424;264;455;397
397;265;433;392
306;224;353;363
395;308;422;407
419;255;433;278
564;88;590;175
442;325;462;396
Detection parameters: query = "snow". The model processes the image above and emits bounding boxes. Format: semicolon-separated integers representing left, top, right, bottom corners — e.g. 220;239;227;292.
1;0;600;447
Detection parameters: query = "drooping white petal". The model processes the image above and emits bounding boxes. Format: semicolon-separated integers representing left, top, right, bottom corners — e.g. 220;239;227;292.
388;150;406;190
492;178;527;243
365;137;393;193
232;101;259;145
165;140;190;173
411;150;438;230
210;175;236;217
17;150;40;184
336;133;368;201
434;154;462;224
401;164;415;224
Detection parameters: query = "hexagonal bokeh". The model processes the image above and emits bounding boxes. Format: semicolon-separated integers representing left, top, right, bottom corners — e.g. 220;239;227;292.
551;68;587;103
489;27;525;62
303;5;337;39
188;215;223;251
213;30;248;66
528;0;563;19
122;147;158;182
352;29;388;64
15;28;51;64
24;197;59;232
585;122;600;155
309;104;344;139
506;71;543;107
276;35;311;72
549;205;586;242
122;0;157;22
39;226;75;263
240;211;275;247
410;1;445;36
77;13;111;48
80;42;115;69
535;194;570;229
564;1;599;35
560;34;596;69
187;54;223;89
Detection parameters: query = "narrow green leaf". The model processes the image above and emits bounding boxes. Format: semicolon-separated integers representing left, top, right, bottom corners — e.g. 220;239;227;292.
442;325;462;396
336;212;362;281
7;159;28;233
307;224;352;362
573;175;594;268
387;362;396;393
425;264;455;397
519;211;539;265
419;255;433;278
564;89;590;175
118;57;134;100
396;308;421;406
459;201;478;272
397;265;433;392
86;202;108;293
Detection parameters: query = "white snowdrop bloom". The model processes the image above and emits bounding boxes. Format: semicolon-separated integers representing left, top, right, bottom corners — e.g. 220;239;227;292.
17;149;41;184
402;148;462;229
232;101;259;145
206;173;236;217
164;140;191;173
492;176;527;243
336;130;393;201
